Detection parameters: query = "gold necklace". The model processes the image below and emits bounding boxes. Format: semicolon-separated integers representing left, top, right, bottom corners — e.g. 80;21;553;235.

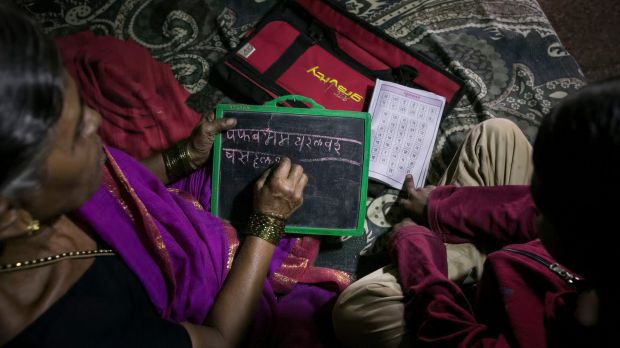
0;249;116;273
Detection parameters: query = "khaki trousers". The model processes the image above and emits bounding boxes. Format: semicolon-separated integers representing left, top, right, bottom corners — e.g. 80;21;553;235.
332;118;533;348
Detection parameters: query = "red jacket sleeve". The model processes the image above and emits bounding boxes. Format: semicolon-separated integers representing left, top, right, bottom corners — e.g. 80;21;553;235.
427;185;539;248
390;225;512;347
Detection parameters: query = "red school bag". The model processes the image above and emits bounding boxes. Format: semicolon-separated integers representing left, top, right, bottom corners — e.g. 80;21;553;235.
211;0;464;113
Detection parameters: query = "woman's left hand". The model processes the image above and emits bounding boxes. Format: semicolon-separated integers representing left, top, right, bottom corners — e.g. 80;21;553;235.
187;113;237;167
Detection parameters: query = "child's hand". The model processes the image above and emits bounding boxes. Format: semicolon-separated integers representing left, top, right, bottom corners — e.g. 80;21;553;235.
398;174;436;225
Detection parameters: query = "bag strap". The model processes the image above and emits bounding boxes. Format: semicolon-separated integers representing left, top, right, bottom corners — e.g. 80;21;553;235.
308;21;395;81
262;34;314;81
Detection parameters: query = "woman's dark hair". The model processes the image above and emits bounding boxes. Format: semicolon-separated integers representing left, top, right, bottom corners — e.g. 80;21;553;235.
0;5;64;199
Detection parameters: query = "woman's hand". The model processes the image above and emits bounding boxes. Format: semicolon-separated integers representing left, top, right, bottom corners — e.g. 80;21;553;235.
253;157;308;220
188;113;237;168
398;174;436;225
187;157;307;348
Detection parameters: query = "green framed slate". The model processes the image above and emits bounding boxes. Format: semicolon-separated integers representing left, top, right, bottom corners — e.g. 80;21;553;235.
211;95;370;236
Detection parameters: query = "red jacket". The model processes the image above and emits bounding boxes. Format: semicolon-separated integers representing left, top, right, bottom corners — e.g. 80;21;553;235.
390;185;596;347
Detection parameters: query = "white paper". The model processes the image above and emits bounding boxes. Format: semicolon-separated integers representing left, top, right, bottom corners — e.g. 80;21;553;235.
368;79;445;189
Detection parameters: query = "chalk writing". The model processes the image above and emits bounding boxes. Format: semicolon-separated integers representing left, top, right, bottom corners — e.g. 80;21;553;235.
299;157;360;166
223;148;280;169
222;148;360;168
224;128;358;156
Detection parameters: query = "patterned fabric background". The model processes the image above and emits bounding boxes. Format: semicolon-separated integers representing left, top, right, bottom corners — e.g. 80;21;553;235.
14;0;586;278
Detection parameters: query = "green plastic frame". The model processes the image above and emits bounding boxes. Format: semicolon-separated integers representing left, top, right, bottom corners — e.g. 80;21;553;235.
211;95;371;236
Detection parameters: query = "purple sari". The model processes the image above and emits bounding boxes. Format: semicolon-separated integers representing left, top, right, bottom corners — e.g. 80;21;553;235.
77;147;350;347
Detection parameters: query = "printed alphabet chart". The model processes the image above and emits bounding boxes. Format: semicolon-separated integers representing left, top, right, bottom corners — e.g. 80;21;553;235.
368;79;446;189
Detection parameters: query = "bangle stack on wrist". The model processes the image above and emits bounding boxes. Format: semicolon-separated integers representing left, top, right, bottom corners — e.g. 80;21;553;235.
163;138;197;182
247;212;285;245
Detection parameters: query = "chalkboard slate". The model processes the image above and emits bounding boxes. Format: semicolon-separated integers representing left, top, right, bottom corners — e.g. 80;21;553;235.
212;96;370;236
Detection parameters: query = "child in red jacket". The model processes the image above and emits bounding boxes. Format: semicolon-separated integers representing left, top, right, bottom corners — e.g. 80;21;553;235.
333;80;619;347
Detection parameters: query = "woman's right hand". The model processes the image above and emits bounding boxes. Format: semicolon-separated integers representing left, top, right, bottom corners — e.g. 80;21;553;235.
187;158;307;347
253;157;308;220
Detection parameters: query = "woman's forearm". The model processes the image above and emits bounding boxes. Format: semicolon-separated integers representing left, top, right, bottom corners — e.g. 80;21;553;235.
140;152;169;184
205;236;275;342
182;236;275;348
181;158;304;348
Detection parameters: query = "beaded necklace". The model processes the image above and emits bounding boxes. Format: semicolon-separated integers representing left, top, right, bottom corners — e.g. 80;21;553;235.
0;249;115;273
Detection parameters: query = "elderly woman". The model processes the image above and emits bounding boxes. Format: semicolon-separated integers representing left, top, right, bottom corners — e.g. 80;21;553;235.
0;6;341;348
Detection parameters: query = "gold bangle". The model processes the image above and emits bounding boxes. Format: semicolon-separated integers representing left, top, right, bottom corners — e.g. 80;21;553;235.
261;211;287;220
183;140;198;171
163;139;196;182
247;212;285;245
